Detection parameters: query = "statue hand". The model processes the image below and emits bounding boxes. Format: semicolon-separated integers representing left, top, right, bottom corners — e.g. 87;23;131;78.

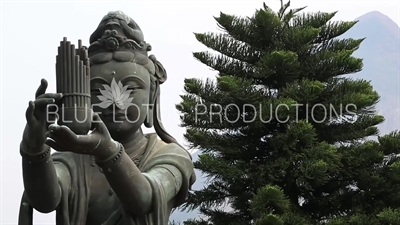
45;113;119;159
22;79;63;153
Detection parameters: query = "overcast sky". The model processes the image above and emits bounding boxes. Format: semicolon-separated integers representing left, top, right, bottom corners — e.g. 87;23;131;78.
1;0;399;224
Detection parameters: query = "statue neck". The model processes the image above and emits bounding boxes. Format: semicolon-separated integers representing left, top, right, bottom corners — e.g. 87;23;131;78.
115;128;147;155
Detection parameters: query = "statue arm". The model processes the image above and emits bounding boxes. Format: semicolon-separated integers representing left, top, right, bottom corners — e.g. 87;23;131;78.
98;144;189;216
20;143;71;213
98;148;154;215
144;164;183;203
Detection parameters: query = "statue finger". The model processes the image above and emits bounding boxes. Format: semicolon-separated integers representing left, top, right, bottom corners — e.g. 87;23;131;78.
45;138;68;152
37;93;63;102
46;104;59;123
34;98;56;110
91;113;108;134
47;124;78;145
73;134;96;147
25;101;36;127
35;79;48;99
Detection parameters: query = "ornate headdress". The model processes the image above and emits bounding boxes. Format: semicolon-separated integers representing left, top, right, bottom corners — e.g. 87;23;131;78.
88;11;167;84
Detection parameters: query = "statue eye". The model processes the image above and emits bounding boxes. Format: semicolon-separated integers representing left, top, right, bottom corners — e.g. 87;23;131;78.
126;84;142;90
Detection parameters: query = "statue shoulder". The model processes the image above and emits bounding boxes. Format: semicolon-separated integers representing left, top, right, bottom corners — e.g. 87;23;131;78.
144;133;193;161
142;134;196;187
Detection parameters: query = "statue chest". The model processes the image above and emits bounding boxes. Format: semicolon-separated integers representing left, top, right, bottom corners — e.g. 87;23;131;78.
86;165;122;225
84;147;147;225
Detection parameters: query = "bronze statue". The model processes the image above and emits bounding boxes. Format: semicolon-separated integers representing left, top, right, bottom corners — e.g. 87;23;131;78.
18;11;196;225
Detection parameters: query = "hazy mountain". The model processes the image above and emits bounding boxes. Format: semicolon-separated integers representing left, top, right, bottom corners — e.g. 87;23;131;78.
340;11;400;135
170;11;400;223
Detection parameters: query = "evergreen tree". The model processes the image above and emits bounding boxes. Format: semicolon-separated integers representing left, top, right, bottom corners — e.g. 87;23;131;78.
177;1;400;224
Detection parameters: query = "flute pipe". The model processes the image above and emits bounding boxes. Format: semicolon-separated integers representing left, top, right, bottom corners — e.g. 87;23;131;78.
81;47;84;108
57;41;63;93
72;44;76;107
86;65;89;108
83;62;87;108
86;60;90;109
84;47;90;96
85;62;91;107
71;44;76;110
65;40;69;93
82;65;86;108
81;59;85;108
78;46;82;63
82;59;86;108
62;39;68;107
87;49;91;109
75;45;79;108
70;43;74;107
67;41;72;107
80;60;84;108
55;55;60;125
77;51;81;107
61;39;65;103
67;41;72;106
75;55;81;107
56;46;62;93
79;49;81;62
75;46;79;62
56;55;59;93
83;50;87;92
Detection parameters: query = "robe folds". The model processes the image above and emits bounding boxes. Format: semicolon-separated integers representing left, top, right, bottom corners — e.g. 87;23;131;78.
18;133;196;225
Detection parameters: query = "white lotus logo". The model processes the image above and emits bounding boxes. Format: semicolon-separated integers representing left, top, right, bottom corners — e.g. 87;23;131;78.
96;78;134;110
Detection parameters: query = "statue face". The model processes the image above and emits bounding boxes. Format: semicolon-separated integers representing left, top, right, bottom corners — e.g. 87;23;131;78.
90;60;151;138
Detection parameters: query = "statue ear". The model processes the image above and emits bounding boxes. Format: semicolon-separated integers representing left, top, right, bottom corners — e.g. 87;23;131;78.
144;106;154;128
149;55;167;84
144;79;158;128
145;55;166;128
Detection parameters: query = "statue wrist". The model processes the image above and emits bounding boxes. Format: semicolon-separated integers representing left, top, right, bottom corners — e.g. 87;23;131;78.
21;125;44;151
95;141;124;167
20;139;47;154
20;143;51;163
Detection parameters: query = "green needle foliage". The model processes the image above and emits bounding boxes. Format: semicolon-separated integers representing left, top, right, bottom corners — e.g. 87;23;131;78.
176;1;400;224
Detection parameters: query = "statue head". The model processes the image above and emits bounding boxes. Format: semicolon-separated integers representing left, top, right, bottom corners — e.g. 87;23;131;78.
88;11;177;145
